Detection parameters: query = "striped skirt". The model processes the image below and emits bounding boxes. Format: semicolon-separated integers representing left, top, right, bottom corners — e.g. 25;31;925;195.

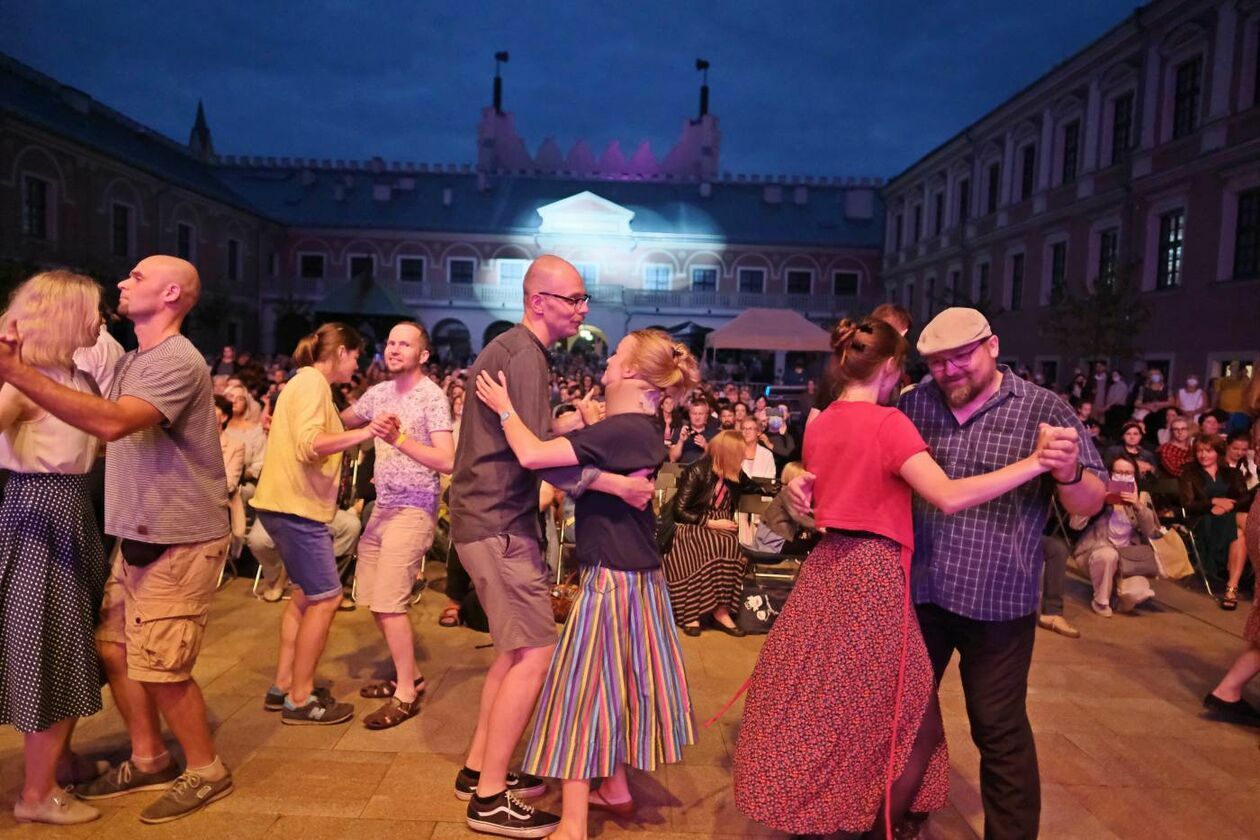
523;565;695;780
662;521;745;626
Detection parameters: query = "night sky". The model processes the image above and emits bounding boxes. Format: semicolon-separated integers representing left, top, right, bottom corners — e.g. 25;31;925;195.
2;0;1138;179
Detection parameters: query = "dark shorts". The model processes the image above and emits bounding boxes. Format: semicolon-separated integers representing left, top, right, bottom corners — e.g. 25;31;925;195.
456;533;557;653
256;510;342;601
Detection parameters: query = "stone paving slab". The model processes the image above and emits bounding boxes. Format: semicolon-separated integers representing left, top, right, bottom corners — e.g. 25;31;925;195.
1;569;1256;838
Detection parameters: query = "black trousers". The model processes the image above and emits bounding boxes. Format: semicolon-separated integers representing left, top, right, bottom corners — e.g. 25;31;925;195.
916;603;1040;840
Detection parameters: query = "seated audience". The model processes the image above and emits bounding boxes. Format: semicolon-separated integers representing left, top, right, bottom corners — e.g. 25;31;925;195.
1105;421;1158;482
669;396;720;464
739;417;777;481
1071;454;1161;616
1179;435;1252;610
1158;415;1194;477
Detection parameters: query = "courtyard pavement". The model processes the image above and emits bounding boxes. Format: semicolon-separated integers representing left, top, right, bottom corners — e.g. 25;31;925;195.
1;568;1258;839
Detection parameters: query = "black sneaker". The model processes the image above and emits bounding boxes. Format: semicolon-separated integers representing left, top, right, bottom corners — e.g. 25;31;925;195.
73;760;181;800
455;768;548;801
265;684;331;712
281;691;354;726
466;789;559;838
1203;692;1260;727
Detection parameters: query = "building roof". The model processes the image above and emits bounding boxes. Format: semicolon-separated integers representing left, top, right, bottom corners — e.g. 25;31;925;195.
0;54;259;214
213;165;884;248
316;275;414;317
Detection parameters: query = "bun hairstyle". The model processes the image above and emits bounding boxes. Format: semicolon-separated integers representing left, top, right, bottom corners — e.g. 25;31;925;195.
828;315;908;395
624;328;701;401
293;322;364;367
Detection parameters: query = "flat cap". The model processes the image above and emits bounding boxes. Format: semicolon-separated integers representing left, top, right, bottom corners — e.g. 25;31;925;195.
916;307;992;356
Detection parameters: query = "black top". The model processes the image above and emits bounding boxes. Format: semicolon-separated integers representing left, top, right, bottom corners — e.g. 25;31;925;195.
671;416;721;463
567;413;668;571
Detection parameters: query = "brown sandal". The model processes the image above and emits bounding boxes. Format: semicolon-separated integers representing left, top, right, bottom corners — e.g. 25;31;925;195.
363;696;421;730
438;605;462;627
1221;587;1239;611
589;786;635;818
359;676;427;699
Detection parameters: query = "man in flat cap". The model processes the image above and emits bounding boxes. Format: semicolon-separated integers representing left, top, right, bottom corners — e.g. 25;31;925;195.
901;307;1105;839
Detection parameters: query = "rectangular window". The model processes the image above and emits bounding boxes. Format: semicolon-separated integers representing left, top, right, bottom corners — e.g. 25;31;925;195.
912;205;922;243
893;214;903;249
1155;209;1184;289
933;192;944;236
111;203;132;257
925;276;936;318
904;281;915;312
986;163;1000;214
176;223;193;261
946;269;960;303
299;254;325;279
832;271;859;296
1062;121;1080;184
1172;56;1202;139
349;255;374;280
448;257;475;284
497;259;527;285
1234;188;1260;279
786;269;812;295
22;175;48;239
957;178;970;223
1111;93;1133;165
1020;145;1036;200
573;262;599;285
1049;242;1067;304
644;264;673;290
269;252;279;277
398;256;425;283
227;238;240;281
1009;253;1025;311
690;266;717;291
737;268;765;294
977;262;990;303
1098;229;1118;289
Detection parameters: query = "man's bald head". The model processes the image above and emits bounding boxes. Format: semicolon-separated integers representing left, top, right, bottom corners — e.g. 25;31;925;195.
523;255;582;298
142;255;201;313
118;255;201;328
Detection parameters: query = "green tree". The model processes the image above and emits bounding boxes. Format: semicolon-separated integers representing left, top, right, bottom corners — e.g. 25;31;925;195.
1038;270;1152;366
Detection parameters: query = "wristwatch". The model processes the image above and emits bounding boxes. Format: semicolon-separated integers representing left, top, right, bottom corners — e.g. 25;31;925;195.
499;409;513;425
1054;462;1085;486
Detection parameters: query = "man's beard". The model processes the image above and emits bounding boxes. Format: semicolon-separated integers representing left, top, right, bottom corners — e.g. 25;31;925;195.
941;369;995;408
385;359;416;375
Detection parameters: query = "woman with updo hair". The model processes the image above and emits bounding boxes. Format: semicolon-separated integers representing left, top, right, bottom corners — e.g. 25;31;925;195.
252;322;398;725
735;315;1054;839
475;329;701;835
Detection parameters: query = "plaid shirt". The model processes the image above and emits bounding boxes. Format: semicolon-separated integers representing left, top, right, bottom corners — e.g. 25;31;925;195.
899;367;1105;621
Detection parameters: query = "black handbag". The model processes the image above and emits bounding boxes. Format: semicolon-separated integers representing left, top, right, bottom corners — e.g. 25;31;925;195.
655;493;679;554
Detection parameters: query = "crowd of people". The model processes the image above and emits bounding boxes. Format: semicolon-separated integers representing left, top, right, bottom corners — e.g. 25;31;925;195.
0;253;1257;840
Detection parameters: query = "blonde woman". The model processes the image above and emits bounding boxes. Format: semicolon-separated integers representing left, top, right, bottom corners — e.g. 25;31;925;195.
474;328;700;838
0;271;107;824
664;429;755;636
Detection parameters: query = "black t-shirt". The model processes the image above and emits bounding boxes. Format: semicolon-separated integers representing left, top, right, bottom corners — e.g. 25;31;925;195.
567;413;667;571
672;416;721;463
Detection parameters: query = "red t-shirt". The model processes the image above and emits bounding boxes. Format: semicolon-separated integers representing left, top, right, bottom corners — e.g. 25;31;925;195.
803;401;929;552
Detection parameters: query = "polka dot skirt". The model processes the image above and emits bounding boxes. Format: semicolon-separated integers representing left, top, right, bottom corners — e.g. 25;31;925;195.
0;472;108;733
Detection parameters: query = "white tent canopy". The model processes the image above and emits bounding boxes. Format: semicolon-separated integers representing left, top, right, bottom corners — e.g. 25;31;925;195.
703;307;832;352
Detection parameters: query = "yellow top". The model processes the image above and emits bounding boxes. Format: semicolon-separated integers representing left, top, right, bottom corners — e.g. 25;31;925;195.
251;366;343;523
1215;376;1249;413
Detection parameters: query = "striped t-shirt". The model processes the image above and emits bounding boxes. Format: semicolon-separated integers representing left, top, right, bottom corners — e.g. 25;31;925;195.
105;334;229;543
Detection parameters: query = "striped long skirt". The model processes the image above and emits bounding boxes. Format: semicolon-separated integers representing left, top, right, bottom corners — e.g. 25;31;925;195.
523;565;695;780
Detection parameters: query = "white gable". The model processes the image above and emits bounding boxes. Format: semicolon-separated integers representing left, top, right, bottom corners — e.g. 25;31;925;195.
536;191;635;236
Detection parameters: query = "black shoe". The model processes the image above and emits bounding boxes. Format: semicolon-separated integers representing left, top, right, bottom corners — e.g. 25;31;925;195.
455;768;547;802
266;684;330;712
714;621;747;638
682;625;701;637
1203;692;1260;726
466;789;559;837
281;691;354;726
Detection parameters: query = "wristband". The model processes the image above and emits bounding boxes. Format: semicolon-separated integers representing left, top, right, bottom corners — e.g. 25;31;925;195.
1053;462;1085;486
394;432;409;448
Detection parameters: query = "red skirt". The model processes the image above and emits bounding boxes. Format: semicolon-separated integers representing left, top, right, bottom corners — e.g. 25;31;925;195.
733;533;948;835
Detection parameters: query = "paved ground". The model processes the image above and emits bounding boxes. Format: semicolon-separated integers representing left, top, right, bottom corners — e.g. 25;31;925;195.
2;567;1258;839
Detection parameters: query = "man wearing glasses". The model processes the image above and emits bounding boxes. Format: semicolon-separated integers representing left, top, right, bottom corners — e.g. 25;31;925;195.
449;255;650;836
901;308;1105;839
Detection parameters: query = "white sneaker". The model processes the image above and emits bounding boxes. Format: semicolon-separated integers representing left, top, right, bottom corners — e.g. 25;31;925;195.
1037;614;1081;638
1091;600;1113;618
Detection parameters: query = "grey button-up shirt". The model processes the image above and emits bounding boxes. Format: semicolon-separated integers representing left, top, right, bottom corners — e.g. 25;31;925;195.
899;367;1105;621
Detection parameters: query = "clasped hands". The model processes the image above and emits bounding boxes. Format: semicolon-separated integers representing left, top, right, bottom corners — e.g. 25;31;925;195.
1033;423;1082;482
368;412;403;444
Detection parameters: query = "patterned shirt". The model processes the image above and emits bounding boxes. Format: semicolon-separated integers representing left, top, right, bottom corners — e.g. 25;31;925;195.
353;375;452;513
899;366;1105;621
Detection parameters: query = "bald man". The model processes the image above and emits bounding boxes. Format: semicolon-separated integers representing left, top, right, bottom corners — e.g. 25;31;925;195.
450;255;652;836
0;255;234;824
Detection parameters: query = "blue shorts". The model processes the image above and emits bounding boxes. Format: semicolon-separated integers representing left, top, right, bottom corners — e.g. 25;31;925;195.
255;510;342;601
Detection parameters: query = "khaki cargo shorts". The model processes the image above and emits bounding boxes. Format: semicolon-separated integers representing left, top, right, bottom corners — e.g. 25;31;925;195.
96;535;230;683
355;506;436;614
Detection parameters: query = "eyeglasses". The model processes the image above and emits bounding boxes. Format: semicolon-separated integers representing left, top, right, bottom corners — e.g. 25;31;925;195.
537;291;591;307
927;339;987;373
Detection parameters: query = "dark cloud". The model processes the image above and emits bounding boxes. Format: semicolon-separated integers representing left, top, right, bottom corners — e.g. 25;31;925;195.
1;0;1136;177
